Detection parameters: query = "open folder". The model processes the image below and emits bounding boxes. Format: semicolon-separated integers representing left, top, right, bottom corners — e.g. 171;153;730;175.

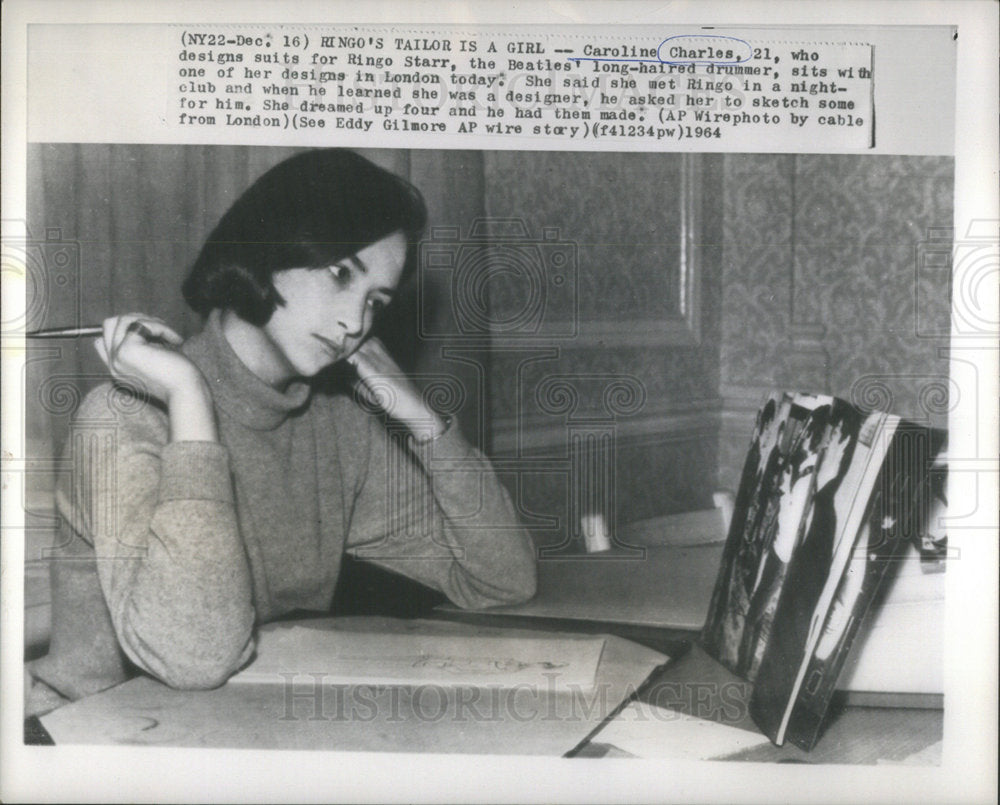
228;624;607;691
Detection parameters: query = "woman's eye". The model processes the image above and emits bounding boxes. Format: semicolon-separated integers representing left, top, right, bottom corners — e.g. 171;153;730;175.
328;264;351;284
367;297;388;313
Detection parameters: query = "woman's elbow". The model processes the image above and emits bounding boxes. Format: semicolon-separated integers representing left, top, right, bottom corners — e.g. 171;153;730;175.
156;658;239;690
152;631;253;689
121;611;254;690
502;560;537;604
490;536;538;605
464;559;537;609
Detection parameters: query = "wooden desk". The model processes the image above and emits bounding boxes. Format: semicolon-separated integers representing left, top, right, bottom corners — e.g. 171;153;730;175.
437;511;728;631
29;512;943;762
32;610;941;764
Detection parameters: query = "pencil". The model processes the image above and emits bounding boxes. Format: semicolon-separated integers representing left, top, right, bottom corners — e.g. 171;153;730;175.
27;323;170;344
26;325;104;338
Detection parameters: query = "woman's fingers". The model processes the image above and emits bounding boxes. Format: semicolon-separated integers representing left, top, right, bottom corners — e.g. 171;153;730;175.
346;339;442;433
96;313;187;390
101;314;182;373
348;337;399;378
128;317;184;345
104;315;134;375
93;337;110;368
346;344;376;377
91;313;207;407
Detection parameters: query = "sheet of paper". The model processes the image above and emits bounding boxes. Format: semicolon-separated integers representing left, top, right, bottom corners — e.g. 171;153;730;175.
41;618;668;756
227;624;606;691
594;701;772;760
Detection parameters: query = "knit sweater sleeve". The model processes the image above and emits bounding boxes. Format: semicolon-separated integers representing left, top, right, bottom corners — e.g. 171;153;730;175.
57;384;255;689
344;413;537;609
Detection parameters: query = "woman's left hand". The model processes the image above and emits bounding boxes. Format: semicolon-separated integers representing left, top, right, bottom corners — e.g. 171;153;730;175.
346;338;447;439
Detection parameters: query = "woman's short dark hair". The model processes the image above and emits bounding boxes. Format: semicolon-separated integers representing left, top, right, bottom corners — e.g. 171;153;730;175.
182;149;427;324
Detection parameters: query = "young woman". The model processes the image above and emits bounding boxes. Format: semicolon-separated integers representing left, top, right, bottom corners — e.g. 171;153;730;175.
28;149;537;710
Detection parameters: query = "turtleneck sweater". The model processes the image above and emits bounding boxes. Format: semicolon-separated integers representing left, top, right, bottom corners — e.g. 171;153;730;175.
30;311;536;703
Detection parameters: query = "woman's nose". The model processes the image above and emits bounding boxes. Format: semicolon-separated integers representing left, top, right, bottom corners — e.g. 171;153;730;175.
336;296;367;337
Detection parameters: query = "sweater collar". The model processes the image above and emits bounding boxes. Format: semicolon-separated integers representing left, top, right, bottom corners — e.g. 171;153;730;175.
183;310;311;430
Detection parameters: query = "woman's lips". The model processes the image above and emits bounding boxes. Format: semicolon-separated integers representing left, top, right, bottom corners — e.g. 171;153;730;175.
314;334;345;360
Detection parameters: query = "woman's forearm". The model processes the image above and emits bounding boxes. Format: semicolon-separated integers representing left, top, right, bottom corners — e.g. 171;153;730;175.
346;417;537;608
64;386;253;689
103;440;254;688
168;374;219;443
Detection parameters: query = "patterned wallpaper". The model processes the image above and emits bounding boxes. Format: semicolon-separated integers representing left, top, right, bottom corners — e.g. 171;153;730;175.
717;154;954;490
484;151;686;323
718;155;796;394
482;151;723;421
480;152;724;547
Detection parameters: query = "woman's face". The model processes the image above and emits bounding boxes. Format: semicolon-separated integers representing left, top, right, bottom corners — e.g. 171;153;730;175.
261;231;407;379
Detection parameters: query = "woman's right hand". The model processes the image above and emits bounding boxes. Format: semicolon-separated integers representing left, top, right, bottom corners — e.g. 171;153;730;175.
95;314;218;441
94;314;201;403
